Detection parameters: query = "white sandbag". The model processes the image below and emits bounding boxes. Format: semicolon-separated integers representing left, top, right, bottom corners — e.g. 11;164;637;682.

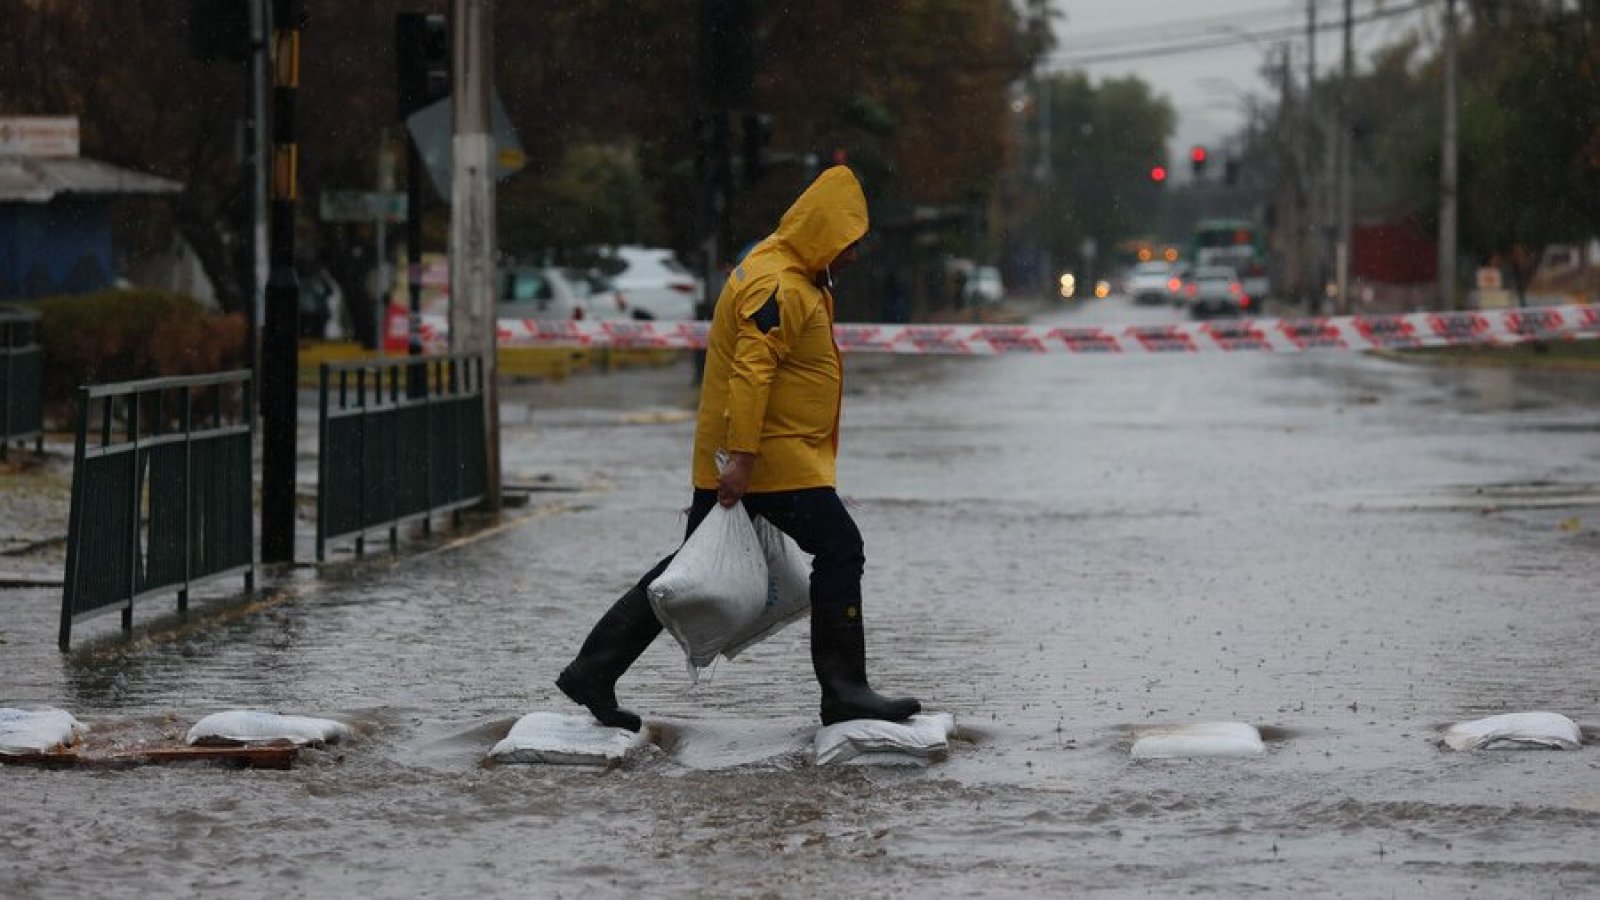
0;707;88;755
1442;712;1583;751
648;502;768;670
488;712;651;766
186;710;353;747
721;518;812;660
814;713;957;767
1130;722;1265;759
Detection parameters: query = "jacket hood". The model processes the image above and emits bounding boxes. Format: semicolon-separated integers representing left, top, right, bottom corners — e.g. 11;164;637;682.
771;166;869;275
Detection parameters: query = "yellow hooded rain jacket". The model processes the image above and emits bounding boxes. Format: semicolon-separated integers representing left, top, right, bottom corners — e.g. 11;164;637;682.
691;166;869;493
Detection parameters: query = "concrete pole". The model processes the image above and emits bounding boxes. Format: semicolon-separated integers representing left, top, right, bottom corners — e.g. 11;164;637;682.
449;0;500;512
1439;0;1460;311
1305;0;1320;310
1037;73;1052;296
1336;0;1354;315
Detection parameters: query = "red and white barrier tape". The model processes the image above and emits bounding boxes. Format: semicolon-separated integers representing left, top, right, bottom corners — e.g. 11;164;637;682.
385;304;1600;356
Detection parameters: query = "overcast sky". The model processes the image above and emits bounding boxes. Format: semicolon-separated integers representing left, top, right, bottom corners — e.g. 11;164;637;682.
1049;0;1442;171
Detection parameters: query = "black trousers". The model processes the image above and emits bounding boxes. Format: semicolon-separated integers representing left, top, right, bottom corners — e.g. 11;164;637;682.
633;486;865;616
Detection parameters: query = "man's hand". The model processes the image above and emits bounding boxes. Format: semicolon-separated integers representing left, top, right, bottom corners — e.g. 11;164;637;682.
717;451;756;507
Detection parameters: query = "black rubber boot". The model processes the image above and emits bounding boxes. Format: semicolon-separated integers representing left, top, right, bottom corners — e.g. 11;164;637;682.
810;602;921;726
555;584;662;732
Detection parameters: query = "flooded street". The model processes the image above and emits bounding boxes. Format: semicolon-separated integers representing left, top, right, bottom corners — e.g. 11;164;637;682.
5;297;1600;897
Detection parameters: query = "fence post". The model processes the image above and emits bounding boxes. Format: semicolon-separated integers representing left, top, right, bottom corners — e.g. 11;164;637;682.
58;388;91;650
316;363;329;563
179;387;193;612
122;392;140;635
2;319;11;459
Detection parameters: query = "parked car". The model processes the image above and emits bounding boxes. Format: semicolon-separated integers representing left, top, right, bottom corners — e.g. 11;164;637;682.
561;267;630;321
498;266;590;321
964;265;1006;305
1125;260;1178;305
596;245;700;320
1184;265;1251;318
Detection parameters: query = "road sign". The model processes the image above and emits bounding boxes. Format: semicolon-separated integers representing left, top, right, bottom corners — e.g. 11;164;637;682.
318;190;408;223
405;92;525;200
0;117;79;156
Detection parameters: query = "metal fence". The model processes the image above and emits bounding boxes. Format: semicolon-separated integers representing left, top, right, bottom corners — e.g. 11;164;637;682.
59;371;255;649
317;355;486;562
0;306;43;455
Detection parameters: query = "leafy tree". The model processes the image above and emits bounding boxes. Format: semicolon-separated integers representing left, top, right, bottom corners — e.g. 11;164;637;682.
1;0;1041;325
1020;71;1174;280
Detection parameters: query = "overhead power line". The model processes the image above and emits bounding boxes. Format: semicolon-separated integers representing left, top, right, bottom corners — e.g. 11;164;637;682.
1050;0;1341;51
1048;0;1436;69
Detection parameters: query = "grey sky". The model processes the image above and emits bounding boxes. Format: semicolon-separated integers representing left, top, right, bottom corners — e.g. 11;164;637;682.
1049;0;1442;171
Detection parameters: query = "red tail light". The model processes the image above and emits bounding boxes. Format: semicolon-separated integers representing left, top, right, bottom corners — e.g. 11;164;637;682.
1186;283;1197;297
1167;277;1181;292
1240;296;1252;308
1229;282;1242;294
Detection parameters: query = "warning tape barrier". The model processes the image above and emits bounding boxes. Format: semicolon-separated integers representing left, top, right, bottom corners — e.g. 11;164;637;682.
384;304;1600;356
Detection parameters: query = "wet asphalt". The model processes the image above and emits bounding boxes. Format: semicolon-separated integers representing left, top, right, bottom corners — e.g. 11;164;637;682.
3;295;1599;897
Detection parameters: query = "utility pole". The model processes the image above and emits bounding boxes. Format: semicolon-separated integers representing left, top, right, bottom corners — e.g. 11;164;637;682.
1278;41;1300;299
1439;0;1460;311
1037;72;1053;297
448;0;500;512
1336;0;1354;315
1305;0;1321;311
261;0;305;565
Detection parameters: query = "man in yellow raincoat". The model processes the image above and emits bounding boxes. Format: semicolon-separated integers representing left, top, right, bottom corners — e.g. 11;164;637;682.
557;166;921;731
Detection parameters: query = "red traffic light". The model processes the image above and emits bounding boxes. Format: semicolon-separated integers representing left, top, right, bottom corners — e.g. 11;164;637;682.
1190;145;1208;164
1150;165;1168;182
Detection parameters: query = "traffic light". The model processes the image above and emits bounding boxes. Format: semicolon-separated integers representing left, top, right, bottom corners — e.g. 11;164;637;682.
396;12;449;120
1150;165;1168;183
741;113;772;185
1224;158;1241;186
187;0;251;63
1190;144;1208;178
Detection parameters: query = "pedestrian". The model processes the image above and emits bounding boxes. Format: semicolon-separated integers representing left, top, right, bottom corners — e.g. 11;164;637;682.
556;166;922;733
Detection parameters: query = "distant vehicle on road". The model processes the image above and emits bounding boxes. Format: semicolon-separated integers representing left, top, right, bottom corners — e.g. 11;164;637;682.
1185;265;1250;318
1191;219;1270;302
1125;260;1180;305
596;245;699;320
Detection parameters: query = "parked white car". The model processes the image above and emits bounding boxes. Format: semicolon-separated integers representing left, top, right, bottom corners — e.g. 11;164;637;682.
497;266;591;321
561;267;631;321
597;245;701;321
965;265;1005;305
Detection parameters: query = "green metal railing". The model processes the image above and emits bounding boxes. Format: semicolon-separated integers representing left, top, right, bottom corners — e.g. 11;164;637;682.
59;371;255;649
0;306;43;456
317;355;486;561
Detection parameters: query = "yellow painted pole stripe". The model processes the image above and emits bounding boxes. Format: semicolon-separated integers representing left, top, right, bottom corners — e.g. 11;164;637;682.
272;145;297;201
274;31;300;87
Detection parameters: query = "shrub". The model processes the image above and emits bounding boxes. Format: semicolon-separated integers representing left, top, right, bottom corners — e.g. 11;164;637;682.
32;289;247;416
